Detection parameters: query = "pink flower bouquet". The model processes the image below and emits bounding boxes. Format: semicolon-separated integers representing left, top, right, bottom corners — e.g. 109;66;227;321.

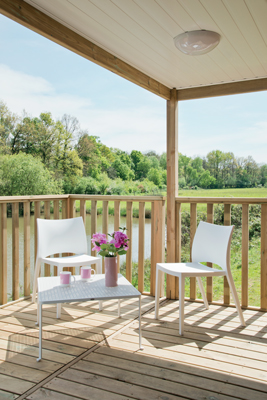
91;227;129;258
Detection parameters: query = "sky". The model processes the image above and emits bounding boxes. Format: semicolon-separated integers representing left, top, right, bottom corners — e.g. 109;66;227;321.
0;14;267;163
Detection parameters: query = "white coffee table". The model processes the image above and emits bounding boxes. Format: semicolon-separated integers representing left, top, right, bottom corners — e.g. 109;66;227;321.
36;274;142;361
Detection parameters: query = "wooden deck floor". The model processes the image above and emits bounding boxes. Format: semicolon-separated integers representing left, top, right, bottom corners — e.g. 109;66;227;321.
0;296;267;400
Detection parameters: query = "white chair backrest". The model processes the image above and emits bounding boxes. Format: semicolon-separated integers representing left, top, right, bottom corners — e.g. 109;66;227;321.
37;217;87;259
192;221;234;272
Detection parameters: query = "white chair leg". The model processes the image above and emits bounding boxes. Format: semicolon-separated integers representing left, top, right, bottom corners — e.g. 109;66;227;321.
179;275;185;335
56;266;63;319
32;260;41;304
197;277;209;309
154;265;161;319
227;273;246;326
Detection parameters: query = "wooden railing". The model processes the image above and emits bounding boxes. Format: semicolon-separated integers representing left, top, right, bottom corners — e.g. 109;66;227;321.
174;197;267;311
0;194;165;305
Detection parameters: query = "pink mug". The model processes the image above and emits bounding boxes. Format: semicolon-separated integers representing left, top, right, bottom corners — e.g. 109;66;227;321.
60;271;75;286
81;266;95;281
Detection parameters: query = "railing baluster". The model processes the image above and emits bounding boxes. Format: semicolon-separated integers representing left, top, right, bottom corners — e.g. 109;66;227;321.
261;203;267;310
151;200;165;297
12;202;19;300
114;201;120;272
24;202;30;296
80;199;86;223
44;201;51;277
126;201;133;282
206;203;214;303
34;201;40;266
190;203;197;300
224;204;231;305
0;203;7;305
53;200;60;276
102;200;109;274
138;202;145;293
62;199;67;219
90;200;97;271
242;204;249;308
175;202;181;299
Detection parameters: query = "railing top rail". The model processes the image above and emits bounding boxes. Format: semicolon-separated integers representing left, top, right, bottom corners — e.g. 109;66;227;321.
69;194;166;201
0;194;69;203
175;196;267;204
0;194;166;204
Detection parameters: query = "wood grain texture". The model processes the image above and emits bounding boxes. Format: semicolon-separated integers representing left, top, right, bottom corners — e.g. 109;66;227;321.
224;204;231;305
242;204;249;308
261;204;267;310
12;203;19;300
23;202;30;297
90;200;97;261
190;203;197;300
177;78;267;101
80;199;86;224
150;201;165;296
206;203;214;303
34;201;40;264
114;201;120;273
166;88;178;300
0;203;7;305
126;202;133;282
175;202;181;299
0;0;170;100
138;202;145;293
53;200;60;276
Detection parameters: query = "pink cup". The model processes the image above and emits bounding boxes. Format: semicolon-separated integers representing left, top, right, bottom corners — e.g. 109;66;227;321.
60;271;75;286
81;266;95;280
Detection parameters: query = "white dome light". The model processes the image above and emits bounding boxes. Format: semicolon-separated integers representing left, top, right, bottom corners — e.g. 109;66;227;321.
174;30;221;56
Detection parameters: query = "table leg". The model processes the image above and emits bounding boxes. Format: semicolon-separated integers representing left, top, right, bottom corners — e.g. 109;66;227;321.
35;300;39;326
179;275;185;336
139;295;143;350
57;303;61;318
37;302;42;362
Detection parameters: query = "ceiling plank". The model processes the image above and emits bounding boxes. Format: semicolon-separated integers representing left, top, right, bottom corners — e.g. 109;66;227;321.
177;78;267;101
0;0;171;100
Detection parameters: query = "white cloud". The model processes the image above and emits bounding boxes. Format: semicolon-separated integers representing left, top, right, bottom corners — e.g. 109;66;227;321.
0;64;166;153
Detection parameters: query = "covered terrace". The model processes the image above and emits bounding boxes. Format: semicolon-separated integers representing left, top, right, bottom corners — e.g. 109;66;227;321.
0;0;267;399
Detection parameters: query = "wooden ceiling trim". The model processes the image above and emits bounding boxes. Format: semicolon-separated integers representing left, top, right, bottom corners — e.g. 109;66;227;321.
0;0;171;100
177;78;267;101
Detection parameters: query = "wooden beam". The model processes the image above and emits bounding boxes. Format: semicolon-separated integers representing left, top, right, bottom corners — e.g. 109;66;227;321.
166;88;178;299
0;0;171;100
177;78;267;101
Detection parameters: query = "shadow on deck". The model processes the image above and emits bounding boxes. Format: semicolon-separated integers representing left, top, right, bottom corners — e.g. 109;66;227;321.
0;296;267;400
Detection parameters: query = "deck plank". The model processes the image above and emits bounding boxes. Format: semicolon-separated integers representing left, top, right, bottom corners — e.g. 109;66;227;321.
0;297;267;400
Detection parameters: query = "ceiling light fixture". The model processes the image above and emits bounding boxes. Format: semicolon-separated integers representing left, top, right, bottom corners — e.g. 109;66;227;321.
173;30;221;55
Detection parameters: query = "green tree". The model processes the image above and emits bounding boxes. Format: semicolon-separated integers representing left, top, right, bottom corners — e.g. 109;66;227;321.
0;153;61;196
147;167;162;186
0;102;17;155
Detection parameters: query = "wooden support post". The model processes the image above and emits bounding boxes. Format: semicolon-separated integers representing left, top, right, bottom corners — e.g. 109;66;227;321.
190;203;197;299
224;204;231;305
138;202;145;293
12;203;19;300
126;201;133;283
166;88;178;299
24;202;31;296
114;201;121;273
261;204;267;310
242;204;249;308
0;203;7;305
206;203;214;303
175;202;181;299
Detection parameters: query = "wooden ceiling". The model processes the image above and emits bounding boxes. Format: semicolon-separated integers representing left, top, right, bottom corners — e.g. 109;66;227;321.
1;0;267;100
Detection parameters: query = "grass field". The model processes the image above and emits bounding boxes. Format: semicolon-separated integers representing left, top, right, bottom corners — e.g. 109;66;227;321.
75;188;265;307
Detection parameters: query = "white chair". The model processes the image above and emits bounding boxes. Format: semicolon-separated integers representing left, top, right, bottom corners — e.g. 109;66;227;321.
32;217;102;319
155;221;245;335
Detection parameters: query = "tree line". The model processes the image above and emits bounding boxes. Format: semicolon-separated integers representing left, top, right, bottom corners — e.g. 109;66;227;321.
0;102;266;196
